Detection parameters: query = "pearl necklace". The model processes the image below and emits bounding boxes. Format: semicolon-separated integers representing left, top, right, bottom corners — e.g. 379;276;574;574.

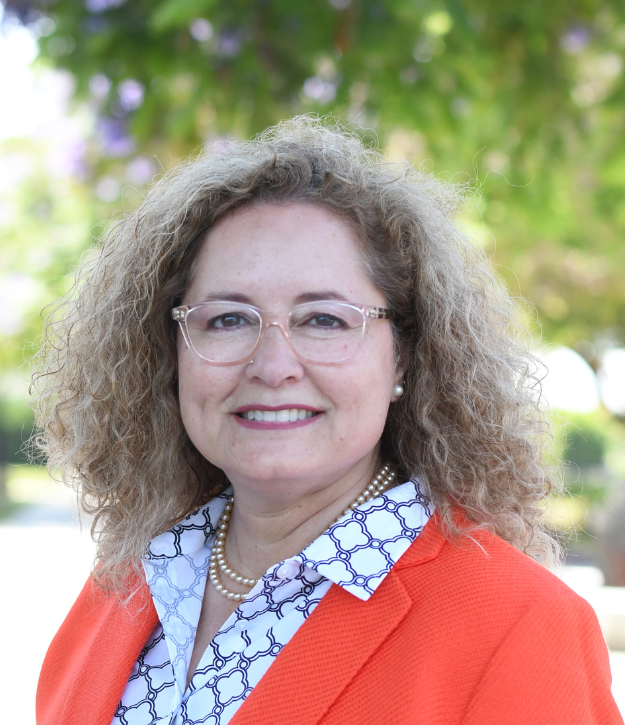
209;464;396;602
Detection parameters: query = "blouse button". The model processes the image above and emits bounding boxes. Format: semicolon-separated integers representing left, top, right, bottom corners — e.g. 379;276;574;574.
276;559;300;580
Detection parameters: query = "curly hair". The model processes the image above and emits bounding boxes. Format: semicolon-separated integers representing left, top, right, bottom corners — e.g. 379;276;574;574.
31;116;560;592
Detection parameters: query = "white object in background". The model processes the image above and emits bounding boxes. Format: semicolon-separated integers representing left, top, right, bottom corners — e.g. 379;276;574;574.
557;564;606;591
598;348;625;416
535;346;600;413
555;565;625;652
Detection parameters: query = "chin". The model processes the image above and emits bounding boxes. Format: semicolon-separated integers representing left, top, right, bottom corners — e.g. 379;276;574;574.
234;462;311;483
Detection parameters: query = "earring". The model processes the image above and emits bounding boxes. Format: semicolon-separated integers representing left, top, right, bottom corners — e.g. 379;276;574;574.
393;384;404;399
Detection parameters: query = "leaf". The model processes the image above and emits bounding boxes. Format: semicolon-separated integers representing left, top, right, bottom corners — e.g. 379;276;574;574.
150;0;217;33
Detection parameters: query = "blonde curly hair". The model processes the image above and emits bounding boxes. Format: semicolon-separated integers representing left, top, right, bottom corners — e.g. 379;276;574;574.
32;116;560;592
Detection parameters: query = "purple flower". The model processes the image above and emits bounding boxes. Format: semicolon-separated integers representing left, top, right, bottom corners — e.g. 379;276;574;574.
118;79;144;111
561;25;591;54
96;116;135;157
126;156;156;185
85;0;127;14
219;31;242;58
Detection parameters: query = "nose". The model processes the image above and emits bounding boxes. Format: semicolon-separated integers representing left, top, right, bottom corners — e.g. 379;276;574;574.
244;322;305;387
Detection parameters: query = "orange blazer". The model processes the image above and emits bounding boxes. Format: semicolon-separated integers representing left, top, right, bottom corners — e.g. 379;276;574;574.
37;516;624;725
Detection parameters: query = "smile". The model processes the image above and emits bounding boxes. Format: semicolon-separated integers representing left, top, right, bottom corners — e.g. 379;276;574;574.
238;409;317;422
233;405;322;430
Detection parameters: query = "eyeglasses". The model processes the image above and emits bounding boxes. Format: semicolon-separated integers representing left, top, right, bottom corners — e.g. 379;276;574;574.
172;300;392;365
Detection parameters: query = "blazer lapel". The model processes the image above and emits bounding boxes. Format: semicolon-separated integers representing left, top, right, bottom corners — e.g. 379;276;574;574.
231;568;412;725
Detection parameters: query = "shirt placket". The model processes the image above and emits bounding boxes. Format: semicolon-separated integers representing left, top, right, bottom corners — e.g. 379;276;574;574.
145;543;212;715
178;560;320;723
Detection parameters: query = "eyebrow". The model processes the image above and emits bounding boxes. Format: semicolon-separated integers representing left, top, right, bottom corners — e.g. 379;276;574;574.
294;291;350;304
195;291;351;305
198;292;255;304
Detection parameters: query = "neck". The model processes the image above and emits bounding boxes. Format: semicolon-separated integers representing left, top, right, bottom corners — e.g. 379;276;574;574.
222;458;383;580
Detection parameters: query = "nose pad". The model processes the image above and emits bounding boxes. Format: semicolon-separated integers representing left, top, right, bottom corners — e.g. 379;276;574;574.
266;320;289;338
246;321;303;382
258;321;293;353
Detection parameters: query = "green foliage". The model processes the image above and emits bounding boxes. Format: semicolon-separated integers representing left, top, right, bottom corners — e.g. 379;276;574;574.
0;137;101;371
565;420;607;469
3;0;622;347
0;133;105;463
0;405;33;465
551;409;625;471
0;371;34;464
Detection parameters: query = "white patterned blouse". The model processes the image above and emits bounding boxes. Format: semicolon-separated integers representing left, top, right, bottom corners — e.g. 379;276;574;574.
111;480;432;725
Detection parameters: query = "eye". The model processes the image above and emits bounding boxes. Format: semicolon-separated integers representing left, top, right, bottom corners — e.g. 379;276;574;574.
304;313;347;328
209;313;251;329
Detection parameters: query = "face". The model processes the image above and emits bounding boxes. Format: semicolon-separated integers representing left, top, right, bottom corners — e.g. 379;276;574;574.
178;202;402;504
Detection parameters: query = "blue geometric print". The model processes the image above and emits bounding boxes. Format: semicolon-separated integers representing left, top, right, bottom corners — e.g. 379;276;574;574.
111;481;431;725
113;628;175;724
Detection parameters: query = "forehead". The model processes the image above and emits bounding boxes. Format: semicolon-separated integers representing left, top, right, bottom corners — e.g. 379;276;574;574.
185;202;383;305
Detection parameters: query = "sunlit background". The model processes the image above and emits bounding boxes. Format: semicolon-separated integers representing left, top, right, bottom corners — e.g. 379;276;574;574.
0;1;624;721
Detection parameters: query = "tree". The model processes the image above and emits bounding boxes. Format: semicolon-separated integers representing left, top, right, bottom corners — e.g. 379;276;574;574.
2;0;625;349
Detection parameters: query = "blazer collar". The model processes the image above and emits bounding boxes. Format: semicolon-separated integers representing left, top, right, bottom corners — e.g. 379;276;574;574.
231;571;412;725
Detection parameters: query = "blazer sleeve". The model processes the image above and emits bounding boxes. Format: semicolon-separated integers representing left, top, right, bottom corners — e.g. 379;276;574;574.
462;588;624;725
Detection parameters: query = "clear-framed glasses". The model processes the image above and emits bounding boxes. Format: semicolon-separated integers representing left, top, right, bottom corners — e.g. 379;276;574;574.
172;300;392;365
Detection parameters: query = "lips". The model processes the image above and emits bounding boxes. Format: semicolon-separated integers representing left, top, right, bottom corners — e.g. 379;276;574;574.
233;404;322;429
239;408;317;422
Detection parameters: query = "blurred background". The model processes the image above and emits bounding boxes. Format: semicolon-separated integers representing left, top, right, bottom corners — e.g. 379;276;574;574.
0;0;624;719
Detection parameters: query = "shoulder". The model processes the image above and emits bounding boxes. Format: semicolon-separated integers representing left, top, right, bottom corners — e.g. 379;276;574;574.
305;517;620;724
375;516;619;722
37;573;158;725
391;514;600;649
397;513;575;605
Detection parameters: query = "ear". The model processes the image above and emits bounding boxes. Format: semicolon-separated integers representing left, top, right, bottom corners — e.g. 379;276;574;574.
391;355;405;402
393;354;405;384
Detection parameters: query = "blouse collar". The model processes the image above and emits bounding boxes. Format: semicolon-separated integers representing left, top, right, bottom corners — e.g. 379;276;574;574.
146;479;431;602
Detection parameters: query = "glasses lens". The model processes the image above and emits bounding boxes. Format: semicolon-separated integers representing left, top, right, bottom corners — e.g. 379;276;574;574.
289;302;365;362
185;303;261;363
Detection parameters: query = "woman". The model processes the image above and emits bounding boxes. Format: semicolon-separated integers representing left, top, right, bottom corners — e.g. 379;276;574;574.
34;117;622;725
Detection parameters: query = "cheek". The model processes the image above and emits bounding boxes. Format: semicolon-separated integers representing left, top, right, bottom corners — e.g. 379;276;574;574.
177;370;202;442
177;353;220;427
329;362;394;432
177;373;195;425
177;350;197;411
357;351;396;425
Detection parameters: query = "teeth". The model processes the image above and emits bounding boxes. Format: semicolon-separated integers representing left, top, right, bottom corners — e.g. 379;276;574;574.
241;409;316;422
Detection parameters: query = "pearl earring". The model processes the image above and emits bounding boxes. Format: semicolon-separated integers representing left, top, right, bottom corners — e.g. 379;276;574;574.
393;384;404;399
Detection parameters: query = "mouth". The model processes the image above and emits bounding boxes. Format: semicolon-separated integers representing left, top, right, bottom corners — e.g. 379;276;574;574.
237;408;319;422
233;405;322;429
